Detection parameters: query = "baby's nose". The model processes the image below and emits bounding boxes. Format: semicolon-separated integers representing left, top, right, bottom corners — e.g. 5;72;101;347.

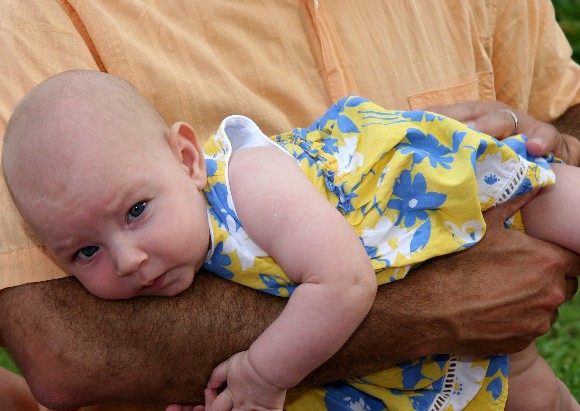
116;248;148;277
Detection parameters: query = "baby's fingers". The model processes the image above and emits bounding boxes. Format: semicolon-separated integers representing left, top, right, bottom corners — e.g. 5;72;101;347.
204;387;218;407
165;404;196;411
205;387;233;411
208;358;231;390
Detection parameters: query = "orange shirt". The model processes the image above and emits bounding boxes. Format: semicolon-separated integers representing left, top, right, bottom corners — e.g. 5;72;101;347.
1;0;579;290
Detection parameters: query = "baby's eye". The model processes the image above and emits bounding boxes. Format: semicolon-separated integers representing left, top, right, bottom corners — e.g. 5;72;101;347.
128;201;147;222
76;246;99;260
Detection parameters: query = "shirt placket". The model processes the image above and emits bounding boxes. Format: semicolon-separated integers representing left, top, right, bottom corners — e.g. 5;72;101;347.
305;0;358;102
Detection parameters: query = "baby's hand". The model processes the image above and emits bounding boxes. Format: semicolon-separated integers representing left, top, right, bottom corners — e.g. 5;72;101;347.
166;404;203;411
204;351;286;411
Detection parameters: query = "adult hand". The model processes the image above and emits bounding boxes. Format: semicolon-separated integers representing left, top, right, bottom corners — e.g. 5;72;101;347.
428;101;580;166
415;190;579;356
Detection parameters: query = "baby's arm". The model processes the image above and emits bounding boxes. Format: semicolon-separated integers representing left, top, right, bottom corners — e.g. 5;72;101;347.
521;163;580;254
207;146;377;409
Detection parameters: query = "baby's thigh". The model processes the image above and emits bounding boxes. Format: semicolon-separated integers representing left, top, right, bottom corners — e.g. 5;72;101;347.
506;343;563;411
508;343;538;378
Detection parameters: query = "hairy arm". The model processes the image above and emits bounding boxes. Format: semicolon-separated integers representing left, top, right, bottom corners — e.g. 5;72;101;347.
1;191;578;409
0;273;275;409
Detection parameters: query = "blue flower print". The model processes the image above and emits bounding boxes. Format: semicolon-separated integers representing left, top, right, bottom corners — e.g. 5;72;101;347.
337;113;361;134
306;96;365;135
401;362;434;390
203;242;234;279
258;274;296;297
484;174;500;185
325;173;357;214
387;170;447;228
401;110;445;123
476;138;489;160
364;244;392;271
512;176;534;198
205;157;218;177
321;136;340;155
500;136;528;159
322;382;383;411
284;131;319;168
358;109;406;127
410;219;431;253
397;128;462;169
485;356;508;401
205;182;241;231
343;95;370;108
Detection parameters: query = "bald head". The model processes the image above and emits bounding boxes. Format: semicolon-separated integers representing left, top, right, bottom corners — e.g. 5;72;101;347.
2;70;170;230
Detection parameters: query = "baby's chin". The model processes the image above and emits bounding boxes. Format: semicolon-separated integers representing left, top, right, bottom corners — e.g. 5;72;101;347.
138;273;194;298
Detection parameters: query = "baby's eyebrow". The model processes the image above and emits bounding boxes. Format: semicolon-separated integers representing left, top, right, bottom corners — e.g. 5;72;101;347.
52;239;81;256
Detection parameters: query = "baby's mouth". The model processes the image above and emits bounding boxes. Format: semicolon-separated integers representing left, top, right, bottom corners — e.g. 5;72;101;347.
142;273;166;290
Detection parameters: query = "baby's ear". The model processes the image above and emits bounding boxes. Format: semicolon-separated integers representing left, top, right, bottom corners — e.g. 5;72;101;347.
167;122;207;189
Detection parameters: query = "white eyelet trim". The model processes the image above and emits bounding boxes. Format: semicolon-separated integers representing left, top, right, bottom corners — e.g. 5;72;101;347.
493;157;529;206
428;355;459;411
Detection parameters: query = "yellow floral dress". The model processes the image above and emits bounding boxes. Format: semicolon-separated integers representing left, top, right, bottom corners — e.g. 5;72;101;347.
202;96;556;410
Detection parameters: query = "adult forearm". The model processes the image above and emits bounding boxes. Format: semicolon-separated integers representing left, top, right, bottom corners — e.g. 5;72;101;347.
0;270;447;408
0;274;282;408
1;195;578;408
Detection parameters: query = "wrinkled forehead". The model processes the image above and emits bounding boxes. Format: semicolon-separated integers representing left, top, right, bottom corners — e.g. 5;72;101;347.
14;117;170;227
19;138;156;242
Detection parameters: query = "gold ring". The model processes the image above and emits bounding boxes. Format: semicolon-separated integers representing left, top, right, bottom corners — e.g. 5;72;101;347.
499;108;519;136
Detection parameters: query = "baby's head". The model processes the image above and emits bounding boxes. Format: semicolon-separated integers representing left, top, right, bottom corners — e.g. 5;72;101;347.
2;70;210;299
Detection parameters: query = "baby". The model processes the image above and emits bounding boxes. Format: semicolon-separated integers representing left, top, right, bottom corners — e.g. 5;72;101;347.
3;70;579;411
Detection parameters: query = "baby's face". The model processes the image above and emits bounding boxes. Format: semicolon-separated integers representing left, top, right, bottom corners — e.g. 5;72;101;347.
32;130;209;299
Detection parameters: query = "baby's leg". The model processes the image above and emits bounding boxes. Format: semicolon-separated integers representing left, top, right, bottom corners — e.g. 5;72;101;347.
506;343;580;411
521;163;580;254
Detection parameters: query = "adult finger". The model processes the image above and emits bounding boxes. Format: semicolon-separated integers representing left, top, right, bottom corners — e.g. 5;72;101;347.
467;109;522;139
485;190;539;225
521;120;576;164
429;101;523;139
428;101;505;122
428;101;578;162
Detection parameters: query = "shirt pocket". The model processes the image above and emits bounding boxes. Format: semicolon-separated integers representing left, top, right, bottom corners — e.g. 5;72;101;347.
407;71;495;110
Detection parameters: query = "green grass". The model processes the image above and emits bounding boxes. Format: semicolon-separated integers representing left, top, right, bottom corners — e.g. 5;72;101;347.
536;292;580;400
1;0;579;402
0;347;19;375
553;0;580;62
